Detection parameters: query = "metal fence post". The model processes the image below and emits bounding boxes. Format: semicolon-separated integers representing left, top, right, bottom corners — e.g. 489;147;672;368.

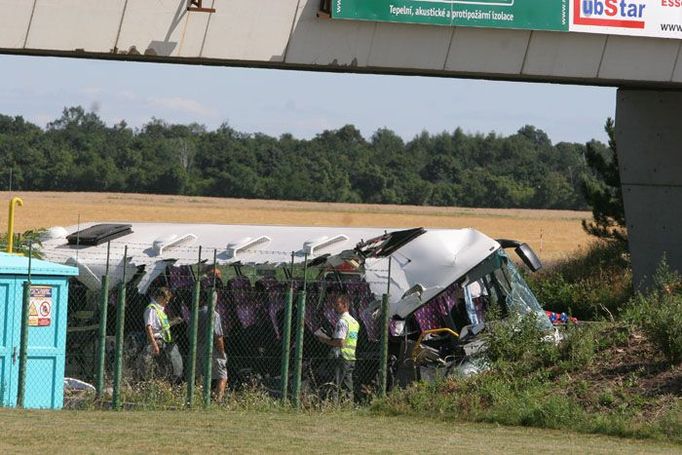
291;253;308;408
16;242;32;408
96;242;111;399
186;247;202;408
378;293;390;397
112;246;128;410
279;252;295;402
378;257;392;397
202;250;217;408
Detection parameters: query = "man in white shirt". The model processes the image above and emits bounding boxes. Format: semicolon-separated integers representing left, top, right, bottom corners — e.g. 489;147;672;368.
316;294;359;400
140;286;183;383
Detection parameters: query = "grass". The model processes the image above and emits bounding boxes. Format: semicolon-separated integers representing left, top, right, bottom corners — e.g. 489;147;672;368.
371;319;681;445
0;408;680;454
2;191;591;261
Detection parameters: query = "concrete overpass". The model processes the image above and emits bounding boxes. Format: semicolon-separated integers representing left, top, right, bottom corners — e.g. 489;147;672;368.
1;0;680;284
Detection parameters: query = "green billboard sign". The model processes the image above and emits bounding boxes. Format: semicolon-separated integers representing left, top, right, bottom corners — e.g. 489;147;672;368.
331;0;569;32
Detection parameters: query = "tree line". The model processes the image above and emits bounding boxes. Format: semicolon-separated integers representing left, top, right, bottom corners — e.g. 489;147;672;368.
0;106;614;210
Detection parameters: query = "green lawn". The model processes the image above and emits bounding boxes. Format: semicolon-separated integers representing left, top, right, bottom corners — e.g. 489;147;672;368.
0;409;679;454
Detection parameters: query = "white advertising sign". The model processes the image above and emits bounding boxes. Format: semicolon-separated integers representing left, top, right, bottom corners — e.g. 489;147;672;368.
570;0;682;39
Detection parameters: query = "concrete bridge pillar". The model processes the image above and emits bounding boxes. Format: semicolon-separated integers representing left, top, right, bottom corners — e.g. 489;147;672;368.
616;89;682;287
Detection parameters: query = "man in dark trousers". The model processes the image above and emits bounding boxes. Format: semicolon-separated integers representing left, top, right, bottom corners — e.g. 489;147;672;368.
316;294;359;400
142;286;184;383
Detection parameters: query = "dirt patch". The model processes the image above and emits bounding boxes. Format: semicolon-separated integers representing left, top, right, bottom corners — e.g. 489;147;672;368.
570;327;681;417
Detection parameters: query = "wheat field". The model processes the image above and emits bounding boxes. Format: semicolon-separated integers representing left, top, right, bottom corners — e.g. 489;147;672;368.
2;191;592;260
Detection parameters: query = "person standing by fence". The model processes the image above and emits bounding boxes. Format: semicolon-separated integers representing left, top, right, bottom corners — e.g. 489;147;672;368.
197;289;228;401
316;294;359;400
141;286;184;384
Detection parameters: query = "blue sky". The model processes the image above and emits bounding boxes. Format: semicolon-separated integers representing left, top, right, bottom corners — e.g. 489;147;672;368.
0;54;616;144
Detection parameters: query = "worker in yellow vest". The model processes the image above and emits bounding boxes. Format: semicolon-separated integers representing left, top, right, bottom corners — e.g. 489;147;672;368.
142;286;184;384
316;294;359;400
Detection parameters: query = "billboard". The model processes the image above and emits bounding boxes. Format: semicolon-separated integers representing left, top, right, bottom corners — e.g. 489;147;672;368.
330;0;569;32
570;0;682;39
330;0;682;39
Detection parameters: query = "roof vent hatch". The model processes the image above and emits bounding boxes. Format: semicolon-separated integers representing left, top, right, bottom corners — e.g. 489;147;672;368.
226;236;272;260
302;235;349;257
153;233;197;256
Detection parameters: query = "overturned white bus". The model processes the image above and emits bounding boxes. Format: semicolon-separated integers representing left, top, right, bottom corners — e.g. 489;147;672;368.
39;223;552;393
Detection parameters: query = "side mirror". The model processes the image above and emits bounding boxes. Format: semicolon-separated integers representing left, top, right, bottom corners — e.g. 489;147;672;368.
515;243;542;272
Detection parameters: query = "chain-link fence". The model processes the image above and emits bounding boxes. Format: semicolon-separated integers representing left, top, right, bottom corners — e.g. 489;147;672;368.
60;246;396;408
5;233;556;410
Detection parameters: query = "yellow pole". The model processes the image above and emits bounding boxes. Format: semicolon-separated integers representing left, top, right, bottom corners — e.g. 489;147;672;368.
7;197;23;253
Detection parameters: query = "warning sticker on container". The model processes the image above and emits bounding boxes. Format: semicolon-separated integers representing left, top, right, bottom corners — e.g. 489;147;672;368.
29;286;53;327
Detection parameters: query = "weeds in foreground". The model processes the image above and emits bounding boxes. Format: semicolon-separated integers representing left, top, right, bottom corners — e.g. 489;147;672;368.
372;362;680;443
68;378;356;413
371;315;681;444
624;259;682;364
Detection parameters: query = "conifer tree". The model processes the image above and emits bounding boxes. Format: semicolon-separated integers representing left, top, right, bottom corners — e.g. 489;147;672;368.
581;118;627;242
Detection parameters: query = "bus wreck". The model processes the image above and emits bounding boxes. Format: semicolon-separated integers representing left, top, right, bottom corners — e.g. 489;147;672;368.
39;223;552;393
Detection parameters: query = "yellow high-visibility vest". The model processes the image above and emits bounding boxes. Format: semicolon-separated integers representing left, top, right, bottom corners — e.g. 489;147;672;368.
148;303;172;343
340;313;359;361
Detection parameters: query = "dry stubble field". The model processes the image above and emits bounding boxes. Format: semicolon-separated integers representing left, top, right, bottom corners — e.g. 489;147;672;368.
3;191;592;260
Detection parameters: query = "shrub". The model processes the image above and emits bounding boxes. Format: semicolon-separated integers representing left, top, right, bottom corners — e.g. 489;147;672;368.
483;313;559;376
624;260;682;364
527;240;632;320
657;401;682;443
483;312;602;379
122;379;186;409
0;229;45;257
557;323;597;371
